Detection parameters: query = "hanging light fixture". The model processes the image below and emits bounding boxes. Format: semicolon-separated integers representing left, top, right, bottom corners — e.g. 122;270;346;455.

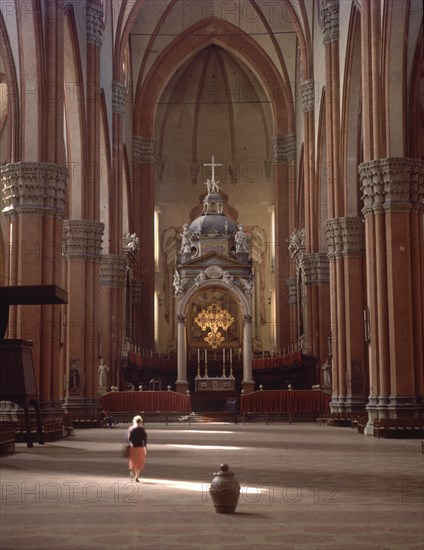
194;304;234;349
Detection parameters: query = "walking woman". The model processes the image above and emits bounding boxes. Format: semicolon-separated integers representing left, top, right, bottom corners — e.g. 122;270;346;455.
126;415;147;482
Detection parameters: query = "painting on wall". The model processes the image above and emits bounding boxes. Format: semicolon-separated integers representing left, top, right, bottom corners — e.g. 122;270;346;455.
188;288;241;349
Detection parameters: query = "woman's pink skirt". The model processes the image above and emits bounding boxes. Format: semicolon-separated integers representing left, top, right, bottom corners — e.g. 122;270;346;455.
128;447;146;470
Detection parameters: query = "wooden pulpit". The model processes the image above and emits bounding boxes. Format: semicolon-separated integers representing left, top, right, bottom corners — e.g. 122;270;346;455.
0;285;68;447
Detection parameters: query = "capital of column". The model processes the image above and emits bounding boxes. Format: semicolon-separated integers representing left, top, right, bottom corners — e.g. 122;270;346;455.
359;158;424;216
302;253;329;285
321;1;339;44
272;134;297;162
112;81;127;116
243;314;253;323
177;314;186;323
132;280;143;306
133;136;157;164
86;2;103;47
286;277;298;305
325;217;365;258
1;162;68;217
62;220;104;260
100;254;127;287
300;80;315;112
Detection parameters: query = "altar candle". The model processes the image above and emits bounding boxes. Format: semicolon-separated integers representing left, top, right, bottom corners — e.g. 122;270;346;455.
223;349;225;364
205;349;207;363
198;348;200;364
230;348;232;364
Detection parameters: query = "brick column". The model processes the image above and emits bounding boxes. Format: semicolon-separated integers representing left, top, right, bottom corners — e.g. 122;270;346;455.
62;220;104;410
359;158;424;417
132;136;156;351
272;134;296;350
99;253;127;390
1;162;67;407
326;217;367;412
302;253;330;376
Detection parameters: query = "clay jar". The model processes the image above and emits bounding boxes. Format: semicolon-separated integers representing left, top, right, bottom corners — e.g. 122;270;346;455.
209;463;240;514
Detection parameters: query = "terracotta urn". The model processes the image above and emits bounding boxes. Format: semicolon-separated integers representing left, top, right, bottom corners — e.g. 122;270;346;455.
209;463;240;514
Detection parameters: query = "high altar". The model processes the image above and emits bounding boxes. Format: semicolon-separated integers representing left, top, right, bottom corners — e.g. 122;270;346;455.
172;157;255;394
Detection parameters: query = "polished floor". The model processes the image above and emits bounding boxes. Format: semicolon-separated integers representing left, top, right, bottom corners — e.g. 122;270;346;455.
0;422;423;550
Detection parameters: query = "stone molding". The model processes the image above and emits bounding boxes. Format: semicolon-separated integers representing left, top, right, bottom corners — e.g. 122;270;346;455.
100;254;127;287
1;162;68;217
321;1;339;44
62;220;104;260
359;158;424;216
86;2;103;46
132;280;143;306
325;217;365;258
272;135;296;162
112;81;127;115
286;277;298;305
302;253;329;285
133;136;157;164
300;80;315;112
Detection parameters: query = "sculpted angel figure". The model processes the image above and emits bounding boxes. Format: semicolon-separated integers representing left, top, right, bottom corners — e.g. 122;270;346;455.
180;223;192;254
173;270;184;296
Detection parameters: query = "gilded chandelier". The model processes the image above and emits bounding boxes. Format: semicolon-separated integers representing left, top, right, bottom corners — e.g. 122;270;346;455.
194;304;234;349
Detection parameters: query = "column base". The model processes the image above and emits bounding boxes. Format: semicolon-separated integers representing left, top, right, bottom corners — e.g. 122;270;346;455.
329;395;346;413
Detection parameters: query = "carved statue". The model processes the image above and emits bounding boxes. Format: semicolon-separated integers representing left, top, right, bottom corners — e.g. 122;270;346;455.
235;225;247;253
123;232;140;253
194;271;206;287
322;358;332;387
98;358;109;388
173;270;184;296
204;178;222;195
180;223;192;254
222;271;234;286
240;277;254;296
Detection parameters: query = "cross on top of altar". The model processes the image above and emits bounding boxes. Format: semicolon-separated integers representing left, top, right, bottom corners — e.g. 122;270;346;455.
203;155;223;194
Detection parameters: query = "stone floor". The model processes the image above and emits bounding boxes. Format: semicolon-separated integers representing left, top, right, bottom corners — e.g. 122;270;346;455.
0;422;423;550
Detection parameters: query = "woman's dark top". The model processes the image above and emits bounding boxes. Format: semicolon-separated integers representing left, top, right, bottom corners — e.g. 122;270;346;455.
129;426;147;448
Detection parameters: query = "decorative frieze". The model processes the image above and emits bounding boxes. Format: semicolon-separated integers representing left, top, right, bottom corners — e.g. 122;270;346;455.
272;135;296;162
286;278;298;305
62;220;104;260
112;81;127;115
300;80;315;112
302;253;329;285
100;254;126;287
133;137;157;164
321;1;339;44
86;2;103;47
359;158;424;216
1;162;68;217
325;217;364;258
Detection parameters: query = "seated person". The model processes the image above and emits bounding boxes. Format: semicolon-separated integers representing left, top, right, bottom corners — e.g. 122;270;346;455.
101;409;117;428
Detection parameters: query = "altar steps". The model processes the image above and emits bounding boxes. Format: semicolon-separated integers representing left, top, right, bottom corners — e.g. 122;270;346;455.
187;412;240;424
